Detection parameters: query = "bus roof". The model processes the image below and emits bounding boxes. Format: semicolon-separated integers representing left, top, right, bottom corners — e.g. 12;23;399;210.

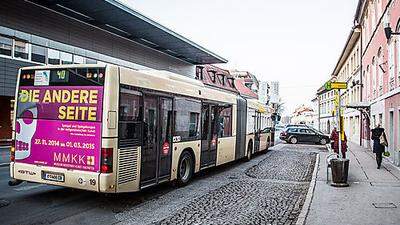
19;64;106;71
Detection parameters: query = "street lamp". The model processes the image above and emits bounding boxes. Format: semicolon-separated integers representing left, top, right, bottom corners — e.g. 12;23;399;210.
384;22;400;40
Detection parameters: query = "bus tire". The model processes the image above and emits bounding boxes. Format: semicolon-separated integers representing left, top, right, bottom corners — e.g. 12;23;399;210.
245;140;253;161
176;151;194;186
264;137;270;152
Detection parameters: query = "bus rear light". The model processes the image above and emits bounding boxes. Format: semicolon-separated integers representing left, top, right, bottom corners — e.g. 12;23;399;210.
101;148;113;173
10;141;15;162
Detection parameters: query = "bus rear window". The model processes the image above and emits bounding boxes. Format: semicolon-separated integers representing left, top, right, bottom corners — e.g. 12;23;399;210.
19;68;105;86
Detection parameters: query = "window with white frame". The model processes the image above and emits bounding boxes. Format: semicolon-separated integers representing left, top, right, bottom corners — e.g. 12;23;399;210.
371;1;376;31
377;48;383;92
377;0;382;16
388;39;395;90
14;40;29;60
73;55;85;64
397;26;400;82
60;52;72;64
48;49;60;65
31;44;46;64
371;57;376;97
0;35;12;57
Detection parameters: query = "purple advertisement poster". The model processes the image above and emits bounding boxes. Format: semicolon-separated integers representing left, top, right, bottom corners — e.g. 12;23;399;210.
15;86;103;172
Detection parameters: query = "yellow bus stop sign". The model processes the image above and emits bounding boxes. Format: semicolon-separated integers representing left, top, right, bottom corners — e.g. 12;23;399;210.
324;81;347;90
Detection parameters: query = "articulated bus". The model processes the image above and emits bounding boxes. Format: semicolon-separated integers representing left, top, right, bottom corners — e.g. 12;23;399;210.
9;64;272;193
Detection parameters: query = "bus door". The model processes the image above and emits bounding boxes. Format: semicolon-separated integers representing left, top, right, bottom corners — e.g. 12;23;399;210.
200;103;218;168
254;111;261;152
141;95;173;187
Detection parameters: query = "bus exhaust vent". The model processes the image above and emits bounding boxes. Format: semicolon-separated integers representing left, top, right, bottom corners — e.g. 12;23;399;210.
117;147;139;185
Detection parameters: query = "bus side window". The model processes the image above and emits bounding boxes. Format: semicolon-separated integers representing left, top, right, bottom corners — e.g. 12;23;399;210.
118;89;143;147
219;106;232;137
174;97;201;141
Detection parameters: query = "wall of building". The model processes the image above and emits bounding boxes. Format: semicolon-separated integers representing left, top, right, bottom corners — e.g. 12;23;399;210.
0;0;195;81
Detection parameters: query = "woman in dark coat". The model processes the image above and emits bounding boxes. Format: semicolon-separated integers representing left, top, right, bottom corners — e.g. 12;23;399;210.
371;124;386;169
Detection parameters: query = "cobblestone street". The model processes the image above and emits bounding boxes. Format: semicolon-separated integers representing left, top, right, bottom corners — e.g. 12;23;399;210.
117;144;324;225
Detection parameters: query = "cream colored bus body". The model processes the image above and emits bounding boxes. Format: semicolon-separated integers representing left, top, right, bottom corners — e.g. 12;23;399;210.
10;64;269;193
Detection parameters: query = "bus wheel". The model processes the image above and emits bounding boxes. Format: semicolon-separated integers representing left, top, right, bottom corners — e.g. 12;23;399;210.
245;141;253;161
177;151;194;186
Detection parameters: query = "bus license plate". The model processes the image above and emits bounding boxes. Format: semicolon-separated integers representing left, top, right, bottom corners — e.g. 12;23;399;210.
42;171;65;182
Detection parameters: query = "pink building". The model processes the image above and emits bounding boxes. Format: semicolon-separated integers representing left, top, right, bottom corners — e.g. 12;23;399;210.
355;0;400;166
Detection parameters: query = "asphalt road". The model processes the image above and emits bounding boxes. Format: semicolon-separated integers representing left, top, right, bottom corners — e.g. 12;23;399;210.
0;146;10;165
0;143;326;225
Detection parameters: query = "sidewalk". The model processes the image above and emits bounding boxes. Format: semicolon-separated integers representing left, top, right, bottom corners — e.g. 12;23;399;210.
305;142;400;225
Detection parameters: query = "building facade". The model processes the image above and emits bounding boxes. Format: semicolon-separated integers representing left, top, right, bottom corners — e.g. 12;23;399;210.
0;0;226;141
317;83;336;134
332;29;362;144
291;105;316;127
356;0;400;166
258;81;271;105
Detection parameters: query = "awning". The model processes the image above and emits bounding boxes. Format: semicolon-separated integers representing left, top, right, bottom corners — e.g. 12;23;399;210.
28;0;227;65
346;102;370;109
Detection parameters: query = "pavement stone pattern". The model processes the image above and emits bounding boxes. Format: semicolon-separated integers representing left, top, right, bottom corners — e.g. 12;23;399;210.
146;146;318;225
156;180;308;225
246;150;317;182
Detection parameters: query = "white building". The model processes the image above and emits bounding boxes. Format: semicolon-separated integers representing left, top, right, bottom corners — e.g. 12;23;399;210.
270;81;280;104
258;81;270;104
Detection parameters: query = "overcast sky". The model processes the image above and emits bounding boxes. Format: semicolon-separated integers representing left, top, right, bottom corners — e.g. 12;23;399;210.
121;0;358;115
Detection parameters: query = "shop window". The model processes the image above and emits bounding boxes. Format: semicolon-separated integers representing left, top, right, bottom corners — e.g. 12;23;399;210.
48;49;60;65
31;45;46;64
14;40;29;60
60;52;73;64
0;35;12;56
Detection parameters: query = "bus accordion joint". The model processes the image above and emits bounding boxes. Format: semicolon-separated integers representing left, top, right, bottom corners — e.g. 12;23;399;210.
101;148;113;173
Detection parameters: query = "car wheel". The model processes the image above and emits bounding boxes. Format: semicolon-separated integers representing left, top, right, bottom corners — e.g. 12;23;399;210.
177;151;194;186
290;137;298;144
320;138;327;145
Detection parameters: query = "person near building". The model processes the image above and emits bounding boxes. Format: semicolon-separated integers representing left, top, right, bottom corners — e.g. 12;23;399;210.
341;132;348;159
330;127;348;158
371;124;387;169
330;127;339;154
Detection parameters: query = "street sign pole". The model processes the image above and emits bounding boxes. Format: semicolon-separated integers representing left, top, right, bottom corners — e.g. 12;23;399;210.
337;89;342;158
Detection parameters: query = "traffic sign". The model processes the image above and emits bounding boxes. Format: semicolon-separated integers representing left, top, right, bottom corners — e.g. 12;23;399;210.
324;81;347;90
331;82;347;89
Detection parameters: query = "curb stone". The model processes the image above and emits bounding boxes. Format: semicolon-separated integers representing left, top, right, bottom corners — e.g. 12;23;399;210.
0;163;9;168
295;153;319;225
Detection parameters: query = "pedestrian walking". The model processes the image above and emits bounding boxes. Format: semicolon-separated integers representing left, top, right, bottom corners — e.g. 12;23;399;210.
371;124;388;169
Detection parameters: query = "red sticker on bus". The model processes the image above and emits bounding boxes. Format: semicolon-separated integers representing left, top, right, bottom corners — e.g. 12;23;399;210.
162;142;169;155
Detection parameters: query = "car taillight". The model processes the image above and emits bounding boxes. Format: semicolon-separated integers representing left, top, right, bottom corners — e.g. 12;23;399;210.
10;140;15;162
101;148;113;173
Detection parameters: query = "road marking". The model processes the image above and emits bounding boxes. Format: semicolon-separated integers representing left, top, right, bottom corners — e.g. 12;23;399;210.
14;184;45;191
